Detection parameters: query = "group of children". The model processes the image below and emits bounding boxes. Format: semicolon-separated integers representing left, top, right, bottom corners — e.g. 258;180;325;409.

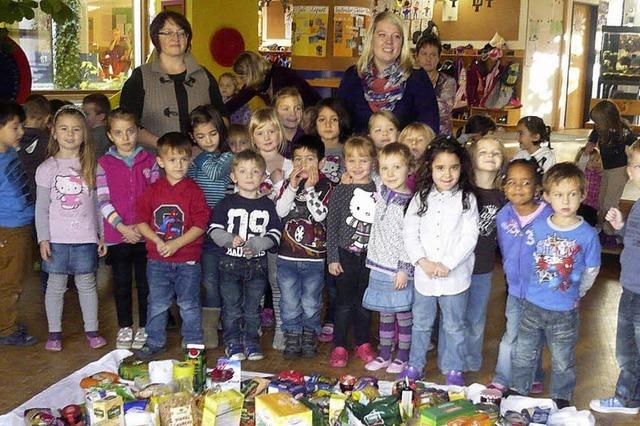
2;88;640;412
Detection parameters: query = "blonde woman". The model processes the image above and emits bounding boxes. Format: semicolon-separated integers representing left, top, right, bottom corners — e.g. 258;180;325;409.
337;12;439;134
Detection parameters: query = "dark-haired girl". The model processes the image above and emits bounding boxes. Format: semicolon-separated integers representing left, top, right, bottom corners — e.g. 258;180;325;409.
512;116;556;172
398;136;479;386
488;159;551;393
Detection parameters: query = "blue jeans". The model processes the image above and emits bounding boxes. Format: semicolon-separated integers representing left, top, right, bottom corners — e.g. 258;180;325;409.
277;258;325;334
438;272;493;372
146;260;203;349
201;245;221;308
409;287;468;373
218;255;268;346
615;288;640;407
493;295;545;387
511;301;579;401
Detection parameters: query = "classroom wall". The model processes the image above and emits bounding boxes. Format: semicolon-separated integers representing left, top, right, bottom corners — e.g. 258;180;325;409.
186;0;259;79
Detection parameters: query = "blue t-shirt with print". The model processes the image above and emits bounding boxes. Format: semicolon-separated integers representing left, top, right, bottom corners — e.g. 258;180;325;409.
526;216;601;311
0;148;34;227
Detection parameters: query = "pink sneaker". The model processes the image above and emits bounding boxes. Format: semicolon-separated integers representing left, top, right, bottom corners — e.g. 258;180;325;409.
386;359;407;374
318;323;333;343
365;357;391;371
531;381;544;394
45;339;62;352
355;343;376;364
329;346;348;367
86;335;107;349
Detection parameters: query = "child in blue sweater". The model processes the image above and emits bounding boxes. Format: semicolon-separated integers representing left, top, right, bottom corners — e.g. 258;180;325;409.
187;105;233;348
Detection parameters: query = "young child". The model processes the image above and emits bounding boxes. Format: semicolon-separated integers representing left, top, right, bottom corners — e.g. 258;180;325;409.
368;110;399;151
274;87;304;157
327;136;377;367
456;114;496;146
250;107;292;350
489;159;551;394
511;162;601;407
187;105;233;348
18;94;51;200
228;124;251;154
209;150;281;361
587;100;637;243
135;132;210;358
276;135;334;359
314;98;350;184
575;147;603;227
362;143;415;373
82;93;112;158
219;72;252;125
398;122;435;192
97;108;159;350
590;140;640;415
0;100;37;346
301;106;319;135
512;116;556;173
399;136;479;386
35;105;107;351
458;137;505;372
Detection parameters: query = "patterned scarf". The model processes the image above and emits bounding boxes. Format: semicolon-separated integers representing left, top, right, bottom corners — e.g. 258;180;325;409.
362;60;409;113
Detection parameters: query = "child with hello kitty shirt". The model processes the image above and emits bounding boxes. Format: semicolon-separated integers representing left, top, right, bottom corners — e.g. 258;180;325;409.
35;105;107;352
326;136;377;367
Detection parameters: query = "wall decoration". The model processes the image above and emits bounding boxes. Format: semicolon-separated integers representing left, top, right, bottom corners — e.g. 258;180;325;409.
291;5;329;57
333;6;372;57
442;0;459;21
209;28;245;67
371;0;434;20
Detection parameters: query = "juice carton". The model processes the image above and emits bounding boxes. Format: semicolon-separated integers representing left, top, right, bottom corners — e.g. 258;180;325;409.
420;399;476;426
201;389;244;425
255;392;312;426
185;344;206;393
88;394;124;426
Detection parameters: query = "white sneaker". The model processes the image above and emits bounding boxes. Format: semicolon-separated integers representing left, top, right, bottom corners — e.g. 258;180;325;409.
131;327;147;350
272;330;286;350
116;327;133;349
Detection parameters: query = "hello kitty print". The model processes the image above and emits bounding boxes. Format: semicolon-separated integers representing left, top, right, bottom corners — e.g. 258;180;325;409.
55;174;85;210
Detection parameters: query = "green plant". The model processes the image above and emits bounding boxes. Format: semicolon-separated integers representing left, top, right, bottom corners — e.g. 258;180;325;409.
0;0;74;25
53;0;79;88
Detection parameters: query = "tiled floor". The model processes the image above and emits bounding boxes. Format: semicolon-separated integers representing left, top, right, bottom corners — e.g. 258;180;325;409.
2;134;639;424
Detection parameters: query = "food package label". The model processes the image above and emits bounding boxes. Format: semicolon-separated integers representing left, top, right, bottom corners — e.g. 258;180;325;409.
255;392;313;426
201;389;244;426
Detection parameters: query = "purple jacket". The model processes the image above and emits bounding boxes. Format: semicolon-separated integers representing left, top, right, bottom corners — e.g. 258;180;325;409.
337;65;440;135
97;148;159;244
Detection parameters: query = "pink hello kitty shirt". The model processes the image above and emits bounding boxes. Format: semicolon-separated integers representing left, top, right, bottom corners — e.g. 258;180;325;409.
35;157;99;244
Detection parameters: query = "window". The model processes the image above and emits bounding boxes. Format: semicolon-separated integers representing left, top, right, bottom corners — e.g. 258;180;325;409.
8;0;143;90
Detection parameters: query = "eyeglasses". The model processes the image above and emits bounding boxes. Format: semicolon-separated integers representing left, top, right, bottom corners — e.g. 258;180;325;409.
158;30;187;39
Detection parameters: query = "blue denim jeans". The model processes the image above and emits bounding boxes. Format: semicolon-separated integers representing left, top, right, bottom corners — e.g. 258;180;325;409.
493;294;545;387
409;287;468;373
218;255;268;346
201;245;221;308
438;272;493;372
277;258;325;334
511;301;579;401
146;260;203;349
614;288;640;407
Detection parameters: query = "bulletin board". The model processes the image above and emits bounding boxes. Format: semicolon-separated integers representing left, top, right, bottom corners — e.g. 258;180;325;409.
432;0;521;41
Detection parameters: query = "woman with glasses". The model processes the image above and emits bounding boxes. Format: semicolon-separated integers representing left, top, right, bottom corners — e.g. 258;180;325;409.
120;11;226;149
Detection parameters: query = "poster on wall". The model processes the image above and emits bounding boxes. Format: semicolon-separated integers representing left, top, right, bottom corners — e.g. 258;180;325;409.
291;5;329;57
370;0;434;21
334;6;372;57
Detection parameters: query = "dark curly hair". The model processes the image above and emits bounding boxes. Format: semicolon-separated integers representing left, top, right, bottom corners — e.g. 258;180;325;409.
414;135;475;215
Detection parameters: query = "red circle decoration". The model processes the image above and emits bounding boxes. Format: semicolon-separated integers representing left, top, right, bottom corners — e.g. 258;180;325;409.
209;28;245;68
0;36;32;103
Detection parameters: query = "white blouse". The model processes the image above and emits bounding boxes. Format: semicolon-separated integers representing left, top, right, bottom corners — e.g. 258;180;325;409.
403;188;479;296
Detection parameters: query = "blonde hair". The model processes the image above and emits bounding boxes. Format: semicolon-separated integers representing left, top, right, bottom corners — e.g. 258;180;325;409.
367;110;400;134
274;87;303;108
48;107;96;189
343;135;376;159
398;122;436;145
249;107;286;153
357;12;413;77
628;139;640;161
219;72;240;94
233;51;272;90
467;137;506;190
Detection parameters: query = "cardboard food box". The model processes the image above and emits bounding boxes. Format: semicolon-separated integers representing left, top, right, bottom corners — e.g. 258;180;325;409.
201;389;244;426
89;394;124;426
255;392;312;426
420;399;476;426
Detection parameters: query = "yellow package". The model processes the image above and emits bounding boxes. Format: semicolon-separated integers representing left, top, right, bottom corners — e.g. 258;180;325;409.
90;394;124;426
201;389;244;426
329;393;347;425
255;392;312;426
